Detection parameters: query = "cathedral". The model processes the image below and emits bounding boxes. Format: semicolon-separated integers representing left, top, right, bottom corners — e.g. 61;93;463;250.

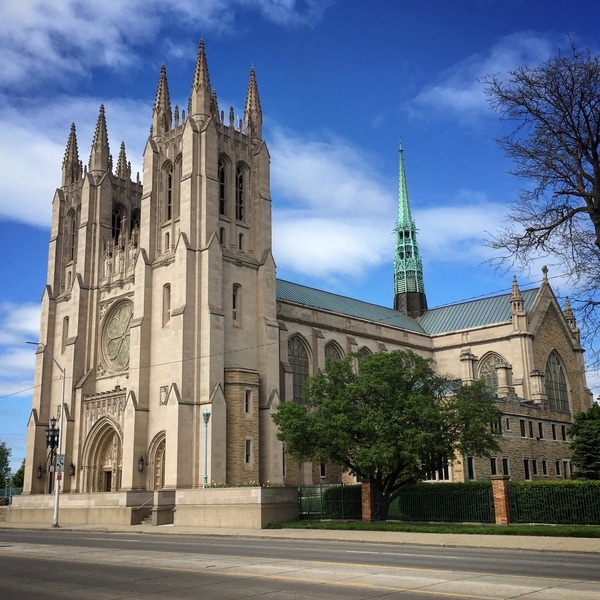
18;42;592;524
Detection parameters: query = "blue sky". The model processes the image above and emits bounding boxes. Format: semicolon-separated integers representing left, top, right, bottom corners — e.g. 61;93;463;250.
1;0;599;472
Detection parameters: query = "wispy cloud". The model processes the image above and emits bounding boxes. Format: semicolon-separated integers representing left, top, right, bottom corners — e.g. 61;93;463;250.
270;127;396;281
269;127;509;282
1;0;333;92
0;302;40;426
409;31;562;122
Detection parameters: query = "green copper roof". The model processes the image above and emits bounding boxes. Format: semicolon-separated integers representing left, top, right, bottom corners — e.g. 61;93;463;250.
393;142;425;296
419;288;539;334
276;279;426;333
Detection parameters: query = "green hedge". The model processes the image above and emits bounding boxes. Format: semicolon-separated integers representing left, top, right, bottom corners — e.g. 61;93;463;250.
386;483;494;523
321;484;362;519
509;480;600;524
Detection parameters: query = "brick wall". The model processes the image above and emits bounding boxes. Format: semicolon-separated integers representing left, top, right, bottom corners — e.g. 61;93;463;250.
225;369;260;485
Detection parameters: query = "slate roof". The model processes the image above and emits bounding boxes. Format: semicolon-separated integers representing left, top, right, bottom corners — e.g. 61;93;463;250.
419;288;539;335
276;279;425;333
276;278;541;337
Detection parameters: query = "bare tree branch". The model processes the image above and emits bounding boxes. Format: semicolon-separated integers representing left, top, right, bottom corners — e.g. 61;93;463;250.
483;41;600;365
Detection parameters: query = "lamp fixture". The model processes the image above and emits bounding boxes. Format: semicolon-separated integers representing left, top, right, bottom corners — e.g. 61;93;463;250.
138;456;144;472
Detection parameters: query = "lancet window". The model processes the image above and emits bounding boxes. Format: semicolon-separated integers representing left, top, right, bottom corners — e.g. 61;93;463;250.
289;336;310;403
545;351;569;412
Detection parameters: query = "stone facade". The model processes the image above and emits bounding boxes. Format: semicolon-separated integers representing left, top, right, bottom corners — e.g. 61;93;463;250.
19;42;593;525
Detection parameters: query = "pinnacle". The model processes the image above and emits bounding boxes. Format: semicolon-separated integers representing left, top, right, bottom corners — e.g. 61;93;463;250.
115;141;130;180
89;104;110;173
511;275;523;301
62;122;81;185
189;39;212;118
153;63;172;134
192;38;211;92
244;66;262;138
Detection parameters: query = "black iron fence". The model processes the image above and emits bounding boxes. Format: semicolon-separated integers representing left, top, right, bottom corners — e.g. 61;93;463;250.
381;483;495;523
509;481;600;524
298;483;362;520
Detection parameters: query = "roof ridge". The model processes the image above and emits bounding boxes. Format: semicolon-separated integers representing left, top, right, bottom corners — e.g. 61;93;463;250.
424;286;541;313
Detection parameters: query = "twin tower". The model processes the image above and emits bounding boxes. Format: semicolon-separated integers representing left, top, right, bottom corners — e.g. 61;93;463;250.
26;40;281;495
25;40;425;496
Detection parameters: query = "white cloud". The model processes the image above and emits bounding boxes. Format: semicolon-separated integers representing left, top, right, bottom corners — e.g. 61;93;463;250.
269;127;396;281
0;0;332;92
269;128;508;283
410;31;562;122
0;303;41;346
414;192;508;264
0;303;40;409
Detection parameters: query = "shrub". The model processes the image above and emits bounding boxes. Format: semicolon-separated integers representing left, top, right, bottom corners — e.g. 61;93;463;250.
386;483;494;523
509;480;600;524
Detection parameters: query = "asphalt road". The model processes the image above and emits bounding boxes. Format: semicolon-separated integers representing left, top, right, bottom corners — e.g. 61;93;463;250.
0;529;599;599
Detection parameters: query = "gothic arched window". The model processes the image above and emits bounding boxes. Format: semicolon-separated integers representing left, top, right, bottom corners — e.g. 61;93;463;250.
289;336;310;403
545;351;569;412
478;353;507;391
324;341;343;364
357;347;371;365
131;208;141;233
235;166;245;221
218;160;226;216
165;166;173;221
112;205;126;241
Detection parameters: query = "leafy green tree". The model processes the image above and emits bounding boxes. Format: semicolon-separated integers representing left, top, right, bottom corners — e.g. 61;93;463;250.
483;42;600;357
273;350;501;515
569;403;600;479
10;459;25;488
0;441;11;485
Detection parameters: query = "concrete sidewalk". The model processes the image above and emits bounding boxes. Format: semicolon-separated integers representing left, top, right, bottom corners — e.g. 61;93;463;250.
1;520;599;554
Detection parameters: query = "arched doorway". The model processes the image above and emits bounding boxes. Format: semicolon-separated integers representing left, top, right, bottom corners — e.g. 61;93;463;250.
148;432;166;490
154;439;166;490
82;418;123;492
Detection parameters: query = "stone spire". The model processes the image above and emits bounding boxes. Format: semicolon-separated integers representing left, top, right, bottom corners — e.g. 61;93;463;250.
510;275;524;312
564;296;577;330
152;64;172;136
89;104;110;173
244;67;262;139
510;275;527;330
115;142;131;180
189;39;212;118
62;122;81;186
393;141;427;318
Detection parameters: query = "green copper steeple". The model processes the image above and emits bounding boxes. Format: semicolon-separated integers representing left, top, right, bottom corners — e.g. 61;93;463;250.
393;141;427;318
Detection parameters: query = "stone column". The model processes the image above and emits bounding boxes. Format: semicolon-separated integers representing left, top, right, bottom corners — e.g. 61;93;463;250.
491;475;511;525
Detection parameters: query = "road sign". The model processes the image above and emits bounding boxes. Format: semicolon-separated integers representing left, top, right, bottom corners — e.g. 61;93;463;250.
56;454;65;474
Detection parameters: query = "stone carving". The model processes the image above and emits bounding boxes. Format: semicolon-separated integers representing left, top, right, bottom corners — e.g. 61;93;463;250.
83;386;126;435
160;385;169;405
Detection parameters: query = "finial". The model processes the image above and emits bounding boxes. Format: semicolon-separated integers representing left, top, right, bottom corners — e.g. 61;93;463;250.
399;138;403;152
542;265;548;281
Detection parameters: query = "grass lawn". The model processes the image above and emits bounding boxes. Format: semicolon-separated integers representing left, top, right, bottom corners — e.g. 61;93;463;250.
267;520;600;537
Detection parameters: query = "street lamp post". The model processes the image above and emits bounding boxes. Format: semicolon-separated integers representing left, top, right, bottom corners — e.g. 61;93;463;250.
44;417;59;494
27;341;66;528
202;410;211;489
